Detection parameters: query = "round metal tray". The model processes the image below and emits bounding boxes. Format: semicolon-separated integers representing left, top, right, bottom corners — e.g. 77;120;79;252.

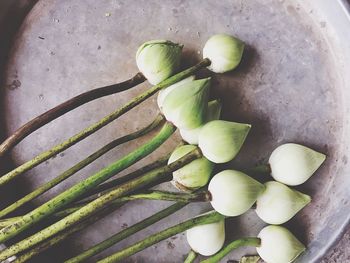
1;0;350;262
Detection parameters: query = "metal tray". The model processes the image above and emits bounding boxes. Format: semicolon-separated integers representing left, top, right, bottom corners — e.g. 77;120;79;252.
1;0;350;262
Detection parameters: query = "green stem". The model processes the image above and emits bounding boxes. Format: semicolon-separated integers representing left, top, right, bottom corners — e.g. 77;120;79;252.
184;250;198;263
125;190;211;203
0;147;202;260
13;202;127;263
79;153;170;200
65;202;187;263
200;238;261;263
0;122;176;244
54;190;207;218
0;115;164;219
0;157;170;230
97;211;225;263
0;58;210;186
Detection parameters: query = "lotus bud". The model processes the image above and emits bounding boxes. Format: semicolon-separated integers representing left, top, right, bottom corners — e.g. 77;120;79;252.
198;120;251;163
186;211;225;256
162;78;210;130
168;145;214;191
136;40;183;85
157;75;195;111
257;225;305;263
180;99;222;145
203;34;245;73
269;143;326;186
255;181;311;224
208;170;265;216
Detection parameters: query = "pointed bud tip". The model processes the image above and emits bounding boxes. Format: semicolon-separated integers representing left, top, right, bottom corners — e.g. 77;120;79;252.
198;120;251;163
257;225;305;263
256;181;311;225
269;143;326;186
209;170;264;216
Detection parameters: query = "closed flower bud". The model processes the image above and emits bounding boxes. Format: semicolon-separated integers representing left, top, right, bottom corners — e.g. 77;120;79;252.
168;145;214;191
186;211;225;256
269;143;326;186
198;120;251;163
256;181;311;224
157;75;195;111
208;170;265;216
180;99;222;145
257;225;305;263
203;34;245;73
162;78;210;130
136;40;183;85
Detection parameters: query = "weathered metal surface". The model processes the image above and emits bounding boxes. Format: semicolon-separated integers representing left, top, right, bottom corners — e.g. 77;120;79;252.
1;0;350;262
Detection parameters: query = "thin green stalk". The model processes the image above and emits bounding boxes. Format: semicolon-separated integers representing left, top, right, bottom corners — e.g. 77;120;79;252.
13;202;127;263
0;122;176;244
65;202;187;263
55;190;207;218
0;115;164;219
184;250;198;263
0;158;170;230
0;147;202;260
0;58;211;186
97;211;225;263
201;238;261;263
79;153;170;200
77;190;209;210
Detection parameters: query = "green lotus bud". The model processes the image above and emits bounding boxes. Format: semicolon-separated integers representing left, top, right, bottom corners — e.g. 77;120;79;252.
269;143;326;186
203;34;245;73
256;181;311;224
162;78;210;130
157;75;196;111
256;225;305;263
136;40;183;85
198;120;251;163
208;170;265;216
180;99;222;145
186;211;225;256
168;145;214;191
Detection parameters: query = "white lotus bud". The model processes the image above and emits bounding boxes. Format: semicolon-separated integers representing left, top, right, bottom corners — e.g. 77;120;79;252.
198;120;251;163
208;170;265;216
257;225;305;263
255;181;311;224
157;75;196;111
269;143;326;186
162;78;210;130
136;40;183;85
186;212;225;256
180;99;222;145
168;145;214;191
203;34;245;73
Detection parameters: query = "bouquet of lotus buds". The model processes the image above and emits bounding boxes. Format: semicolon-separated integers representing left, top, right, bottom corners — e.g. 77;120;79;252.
0;33;326;263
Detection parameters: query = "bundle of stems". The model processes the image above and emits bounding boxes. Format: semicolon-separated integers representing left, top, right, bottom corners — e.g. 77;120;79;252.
0;57;212;262
97;211;225;262
0;58;210;187
0;147;202;261
0;154;172;230
0;114;165;218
